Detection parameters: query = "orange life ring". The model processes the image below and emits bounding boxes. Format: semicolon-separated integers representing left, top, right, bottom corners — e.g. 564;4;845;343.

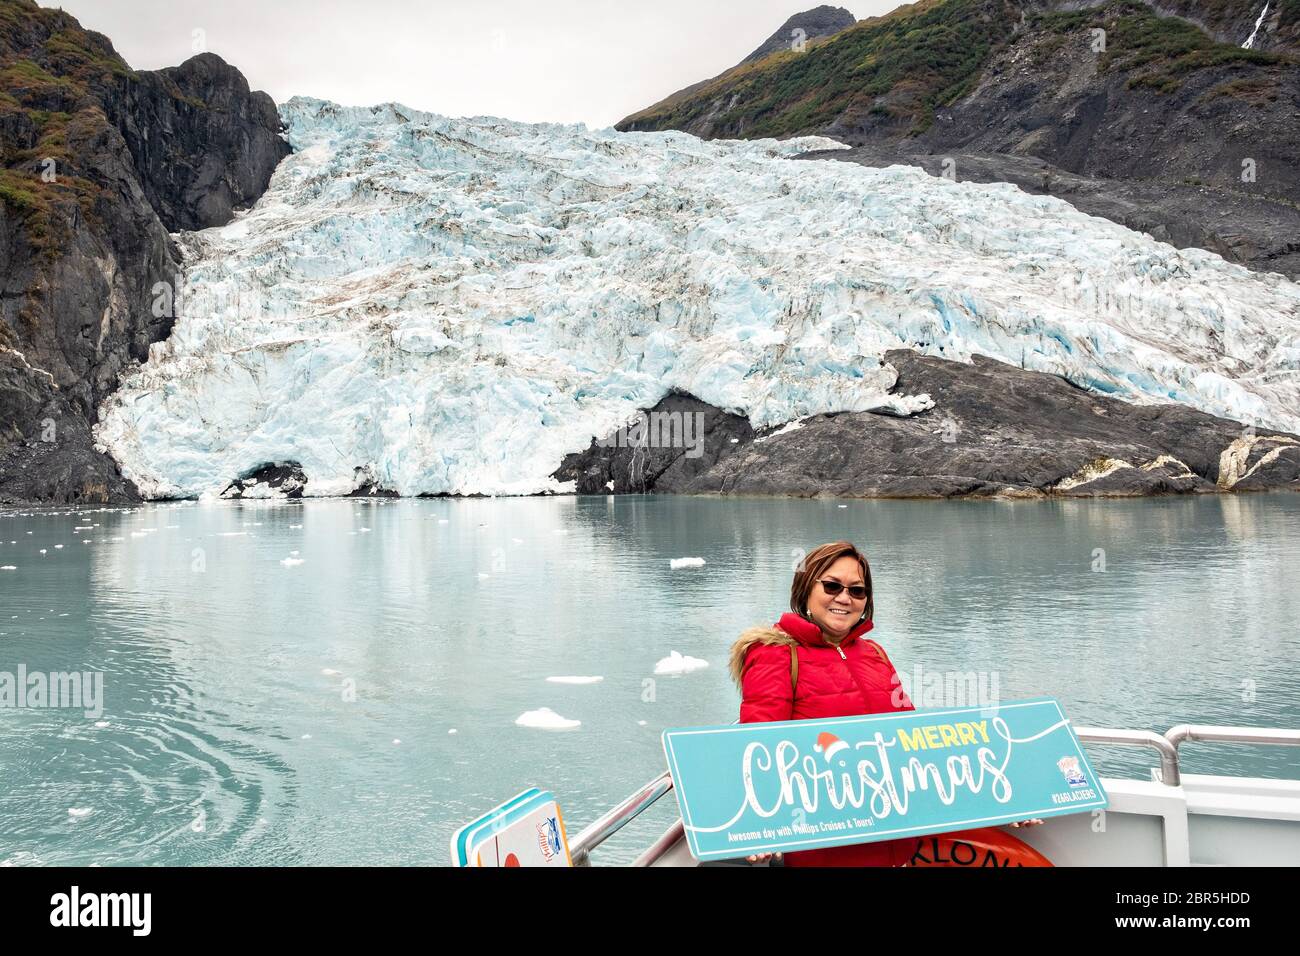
902;827;1053;867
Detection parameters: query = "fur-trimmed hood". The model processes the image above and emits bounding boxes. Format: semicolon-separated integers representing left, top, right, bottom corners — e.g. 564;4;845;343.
728;625;797;687
729;613;877;686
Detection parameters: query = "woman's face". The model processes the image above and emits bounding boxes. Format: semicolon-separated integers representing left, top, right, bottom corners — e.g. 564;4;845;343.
806;555;868;641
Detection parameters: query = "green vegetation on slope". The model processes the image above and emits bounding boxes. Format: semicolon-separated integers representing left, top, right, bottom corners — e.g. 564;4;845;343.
0;4;124;258
622;0;1018;137
620;0;1296;137
1045;1;1279;92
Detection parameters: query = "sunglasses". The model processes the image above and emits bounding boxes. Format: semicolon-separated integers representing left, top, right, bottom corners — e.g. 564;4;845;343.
818;579;868;600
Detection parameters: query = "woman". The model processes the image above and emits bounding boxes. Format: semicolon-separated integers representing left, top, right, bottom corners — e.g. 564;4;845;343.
730;539;1038;867
729;540;921;867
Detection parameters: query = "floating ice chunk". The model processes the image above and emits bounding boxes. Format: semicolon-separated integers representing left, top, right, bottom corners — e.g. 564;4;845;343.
669;557;706;569
546;675;604;685
448;728;458;734
392;738;401;745
321;668;341;676
280;557;304;567
67;808;93;819
654;651;709;675
0;566;14;571
515;707;581;730
93;721;109;728
301;734;312;739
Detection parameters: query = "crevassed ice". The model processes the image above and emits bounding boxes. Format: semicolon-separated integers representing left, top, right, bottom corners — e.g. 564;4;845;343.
94;97;1300;498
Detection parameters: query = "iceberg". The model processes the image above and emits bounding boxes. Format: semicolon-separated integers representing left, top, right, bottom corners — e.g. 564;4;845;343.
654;651;710;676
515;707;581;730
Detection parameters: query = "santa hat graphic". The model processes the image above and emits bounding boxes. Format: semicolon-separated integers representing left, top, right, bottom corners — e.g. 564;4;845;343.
814;732;848;763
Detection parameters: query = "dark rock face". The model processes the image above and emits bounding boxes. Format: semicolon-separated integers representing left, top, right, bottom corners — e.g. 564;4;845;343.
554;392;754;493
220;462;308;499
103;52;288;232
553;351;1300;498
0;0;288;506
742;5;857;62
0;350;136;504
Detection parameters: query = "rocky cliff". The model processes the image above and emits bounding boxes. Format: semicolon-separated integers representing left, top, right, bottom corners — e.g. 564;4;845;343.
555;351;1300;497
742;4;857;62
0;0;287;504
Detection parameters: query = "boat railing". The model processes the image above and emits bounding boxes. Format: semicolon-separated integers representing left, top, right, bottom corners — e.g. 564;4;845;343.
1073;727;1181;784
569;723;1300;866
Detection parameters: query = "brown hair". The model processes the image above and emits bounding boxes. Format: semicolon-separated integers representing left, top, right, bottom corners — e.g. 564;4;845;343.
791;540;874;624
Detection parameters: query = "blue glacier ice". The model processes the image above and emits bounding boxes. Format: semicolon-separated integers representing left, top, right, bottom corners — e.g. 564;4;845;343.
93;97;1300;498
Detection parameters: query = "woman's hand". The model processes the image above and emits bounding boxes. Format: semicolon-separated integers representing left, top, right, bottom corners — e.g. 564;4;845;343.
746;852;783;864
1010;818;1044;828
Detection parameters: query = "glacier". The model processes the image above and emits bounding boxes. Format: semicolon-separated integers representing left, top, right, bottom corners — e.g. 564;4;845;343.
94;96;1300;498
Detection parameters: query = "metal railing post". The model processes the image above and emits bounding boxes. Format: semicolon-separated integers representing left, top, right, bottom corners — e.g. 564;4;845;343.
1075;727;1182;786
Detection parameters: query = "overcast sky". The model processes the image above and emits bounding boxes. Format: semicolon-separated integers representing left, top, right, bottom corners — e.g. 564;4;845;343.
45;1;899;128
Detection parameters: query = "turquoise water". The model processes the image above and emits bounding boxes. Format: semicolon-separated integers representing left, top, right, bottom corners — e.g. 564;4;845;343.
0;494;1298;866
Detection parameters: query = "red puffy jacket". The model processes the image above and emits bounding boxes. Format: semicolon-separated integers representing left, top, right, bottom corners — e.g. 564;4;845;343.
728;612;920;868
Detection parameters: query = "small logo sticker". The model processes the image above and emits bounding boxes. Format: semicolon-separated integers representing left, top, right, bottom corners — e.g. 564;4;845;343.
537;816;562;861
1058;756;1087;787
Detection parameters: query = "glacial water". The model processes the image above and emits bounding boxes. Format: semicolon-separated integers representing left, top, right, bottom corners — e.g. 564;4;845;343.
0;493;1297;866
